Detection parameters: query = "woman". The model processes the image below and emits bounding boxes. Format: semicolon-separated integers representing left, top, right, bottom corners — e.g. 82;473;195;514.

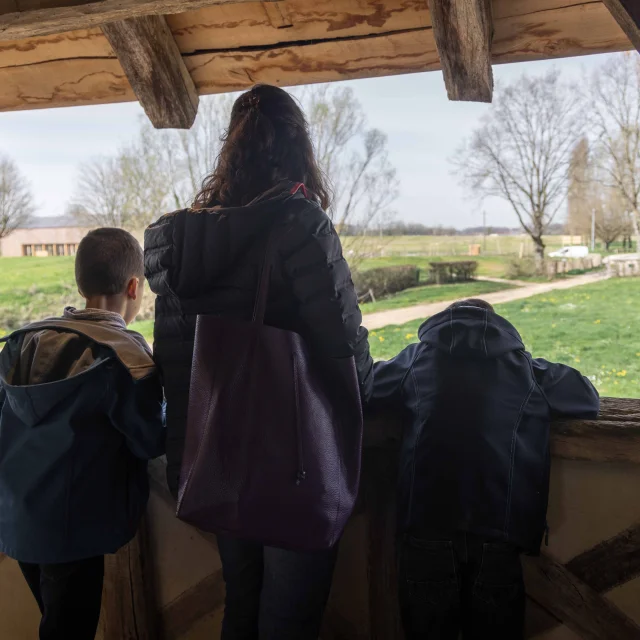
144;84;373;639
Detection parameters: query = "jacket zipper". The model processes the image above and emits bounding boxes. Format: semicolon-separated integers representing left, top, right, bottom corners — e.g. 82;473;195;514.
292;355;306;485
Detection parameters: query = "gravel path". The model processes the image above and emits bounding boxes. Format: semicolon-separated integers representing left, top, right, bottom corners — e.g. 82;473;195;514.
362;271;609;330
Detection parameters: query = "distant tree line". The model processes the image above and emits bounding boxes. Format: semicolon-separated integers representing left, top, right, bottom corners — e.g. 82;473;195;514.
340;221;566;237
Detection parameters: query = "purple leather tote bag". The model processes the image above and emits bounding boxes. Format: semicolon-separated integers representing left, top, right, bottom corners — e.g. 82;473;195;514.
176;227;363;551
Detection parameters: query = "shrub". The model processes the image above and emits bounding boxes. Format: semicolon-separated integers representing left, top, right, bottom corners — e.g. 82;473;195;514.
506;257;538;279
352;265;420;299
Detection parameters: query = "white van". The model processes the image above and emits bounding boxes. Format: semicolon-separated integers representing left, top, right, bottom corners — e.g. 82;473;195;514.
548;246;589;258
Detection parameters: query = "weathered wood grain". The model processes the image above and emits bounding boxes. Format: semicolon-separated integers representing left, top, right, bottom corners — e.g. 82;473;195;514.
601;0;640;51
102;15;198;128
0;0;255;41
160;569;225;640
552;397;640;464
427;0;494;102
523;553;640;640
148;457;219;552
0;1;630;114
567;521;640;594
102;516;159;640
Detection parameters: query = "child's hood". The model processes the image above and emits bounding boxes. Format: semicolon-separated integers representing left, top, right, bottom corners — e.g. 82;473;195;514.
0;309;156;426
418;305;525;359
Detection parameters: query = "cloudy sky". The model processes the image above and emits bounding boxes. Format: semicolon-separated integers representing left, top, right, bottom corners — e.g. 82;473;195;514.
0;52;616;229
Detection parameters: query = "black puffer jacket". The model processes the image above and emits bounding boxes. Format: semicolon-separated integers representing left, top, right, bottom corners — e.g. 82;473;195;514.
144;182;373;495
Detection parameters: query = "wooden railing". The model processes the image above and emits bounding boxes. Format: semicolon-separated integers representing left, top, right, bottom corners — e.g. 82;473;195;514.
99;398;640;640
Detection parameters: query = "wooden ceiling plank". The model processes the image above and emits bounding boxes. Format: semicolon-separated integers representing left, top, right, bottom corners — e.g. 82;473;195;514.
601;0;640;52
427;0;494;102
0;2;632;114
101;14;198;128
0;0;254;41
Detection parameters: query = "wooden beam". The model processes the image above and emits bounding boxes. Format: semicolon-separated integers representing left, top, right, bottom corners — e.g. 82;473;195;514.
160;569;225;640
552;397;640;464
102;15;198;128
0;0;254;41
601;0;640;52
427;0;494;102
566;521;640;594
0;1;631;114
523;553;640;640
102;516;159;640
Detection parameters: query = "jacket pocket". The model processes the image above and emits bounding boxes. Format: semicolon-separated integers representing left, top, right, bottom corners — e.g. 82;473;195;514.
473;542;524;609
399;538;459;610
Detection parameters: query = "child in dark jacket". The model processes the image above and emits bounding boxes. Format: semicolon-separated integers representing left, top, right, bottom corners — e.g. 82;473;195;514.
371;298;599;640
0;228;165;640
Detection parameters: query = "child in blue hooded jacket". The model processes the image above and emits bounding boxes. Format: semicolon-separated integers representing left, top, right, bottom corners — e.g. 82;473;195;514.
0;228;165;640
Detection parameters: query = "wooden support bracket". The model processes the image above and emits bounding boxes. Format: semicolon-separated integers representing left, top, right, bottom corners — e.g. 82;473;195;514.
427;0;494;102
102;14;199;129
601;0;640;52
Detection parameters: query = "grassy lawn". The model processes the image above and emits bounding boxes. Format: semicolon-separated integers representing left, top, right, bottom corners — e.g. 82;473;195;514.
369;278;640;398
130;319;154;344
0;257;81;334
360;280;514;314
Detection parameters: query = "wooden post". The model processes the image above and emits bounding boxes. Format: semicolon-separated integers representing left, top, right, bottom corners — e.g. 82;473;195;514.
427;0;494;102
102;15;199;129
601;0;640;52
102;515;158;640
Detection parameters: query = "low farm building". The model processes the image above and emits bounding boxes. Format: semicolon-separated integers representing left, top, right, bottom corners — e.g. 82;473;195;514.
0;216;91;258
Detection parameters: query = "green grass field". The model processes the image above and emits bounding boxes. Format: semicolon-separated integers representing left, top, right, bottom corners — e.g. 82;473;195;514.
0;257;81;333
369;278;640;398
343;234;565;259
2;254;637;398
360;280;514;313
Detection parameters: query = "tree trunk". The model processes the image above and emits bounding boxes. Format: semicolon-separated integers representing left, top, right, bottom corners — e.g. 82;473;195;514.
533;237;546;273
631;210;640;254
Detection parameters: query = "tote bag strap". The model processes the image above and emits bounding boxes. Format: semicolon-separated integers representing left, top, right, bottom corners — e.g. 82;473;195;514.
251;183;311;324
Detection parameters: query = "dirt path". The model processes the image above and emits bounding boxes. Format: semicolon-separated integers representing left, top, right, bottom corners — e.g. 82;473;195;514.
362;271;609;330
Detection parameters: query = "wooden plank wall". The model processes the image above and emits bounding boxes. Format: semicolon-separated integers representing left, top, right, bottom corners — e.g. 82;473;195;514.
0;0;632;113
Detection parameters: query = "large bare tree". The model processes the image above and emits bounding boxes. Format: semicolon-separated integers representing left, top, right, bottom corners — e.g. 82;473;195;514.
73;86;398;264
455;71;583;265
588;52;640;249
70;135;173;231
301;86;399;242
0;155;32;242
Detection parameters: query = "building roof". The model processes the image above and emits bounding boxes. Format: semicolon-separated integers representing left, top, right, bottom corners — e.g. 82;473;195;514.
0;0;637;130
20;216;86;230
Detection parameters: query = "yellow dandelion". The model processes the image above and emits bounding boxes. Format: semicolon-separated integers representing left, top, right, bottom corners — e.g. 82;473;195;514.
574;357;581;363
594;319;601;324
371;331;377;336
551;323;557;328
378;336;385;342
617;370;627;377
405;333;415;340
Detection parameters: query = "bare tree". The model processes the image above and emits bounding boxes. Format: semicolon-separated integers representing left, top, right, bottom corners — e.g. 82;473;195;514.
455;71;583;266
588;53;640;249
0;155;32;241
70;137;172;231
595;189;628;251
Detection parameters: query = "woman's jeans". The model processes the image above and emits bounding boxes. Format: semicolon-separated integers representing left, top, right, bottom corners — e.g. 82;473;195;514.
398;532;525;640
217;534;338;640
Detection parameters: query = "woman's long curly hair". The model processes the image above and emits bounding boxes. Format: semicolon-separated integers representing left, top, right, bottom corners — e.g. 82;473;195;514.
193;85;331;210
